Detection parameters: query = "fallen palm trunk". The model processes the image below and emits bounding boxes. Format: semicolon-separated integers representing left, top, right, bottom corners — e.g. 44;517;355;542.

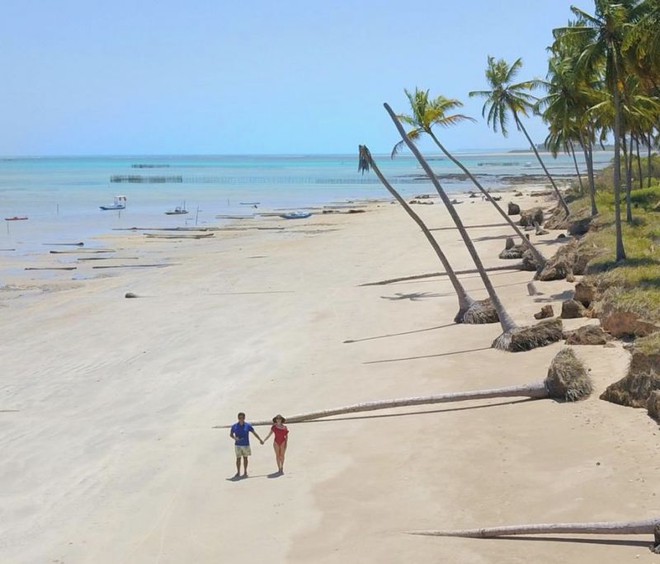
91;264;171;269
25;266;77;271
407;518;660;553
215;349;591;427
43;242;84;246
144;233;214;239
50;249;115;254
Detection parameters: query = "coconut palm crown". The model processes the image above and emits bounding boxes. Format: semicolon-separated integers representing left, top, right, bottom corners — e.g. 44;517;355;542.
391;89;475;158
470;56;571;217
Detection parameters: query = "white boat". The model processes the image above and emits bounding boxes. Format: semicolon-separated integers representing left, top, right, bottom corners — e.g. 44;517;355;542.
100;195;127;211
280;211;312;220
165;202;188;215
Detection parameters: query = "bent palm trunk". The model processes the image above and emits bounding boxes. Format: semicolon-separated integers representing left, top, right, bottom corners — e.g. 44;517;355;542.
358;145;476;323
426;130;547;272
407;517;660;540
383;103;518;336
514;113;570;218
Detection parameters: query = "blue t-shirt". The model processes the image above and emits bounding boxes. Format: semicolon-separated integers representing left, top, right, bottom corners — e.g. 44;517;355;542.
231;422;254;446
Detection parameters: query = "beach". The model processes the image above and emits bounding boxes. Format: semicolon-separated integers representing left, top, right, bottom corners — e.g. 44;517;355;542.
1;188;658;563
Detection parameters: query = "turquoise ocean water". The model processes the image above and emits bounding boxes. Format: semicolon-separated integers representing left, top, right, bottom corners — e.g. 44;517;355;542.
0;151;613;256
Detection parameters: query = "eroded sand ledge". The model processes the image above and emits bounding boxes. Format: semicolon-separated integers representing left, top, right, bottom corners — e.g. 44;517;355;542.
0;190;658;563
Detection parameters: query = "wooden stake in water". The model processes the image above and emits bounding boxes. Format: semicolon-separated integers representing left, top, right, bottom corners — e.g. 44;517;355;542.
195;206;200;226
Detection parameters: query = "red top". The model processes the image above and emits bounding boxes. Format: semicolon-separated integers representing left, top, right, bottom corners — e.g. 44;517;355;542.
271;425;289;444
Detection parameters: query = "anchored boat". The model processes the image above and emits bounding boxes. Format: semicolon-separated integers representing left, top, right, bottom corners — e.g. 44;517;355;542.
100;195;127;211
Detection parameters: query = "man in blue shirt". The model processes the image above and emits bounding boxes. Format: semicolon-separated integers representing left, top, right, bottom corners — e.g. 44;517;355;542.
230;412;263;478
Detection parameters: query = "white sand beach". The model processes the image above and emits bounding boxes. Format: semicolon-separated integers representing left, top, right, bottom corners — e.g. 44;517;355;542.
1;190;658;563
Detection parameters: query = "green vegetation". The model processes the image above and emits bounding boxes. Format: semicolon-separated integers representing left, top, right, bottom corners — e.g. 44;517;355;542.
566;187;659;324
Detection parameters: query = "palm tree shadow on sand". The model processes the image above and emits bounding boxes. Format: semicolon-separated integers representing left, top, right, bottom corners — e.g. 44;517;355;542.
380;291;445;301
293;399;536;424
343;322;456;344
364;346;492;364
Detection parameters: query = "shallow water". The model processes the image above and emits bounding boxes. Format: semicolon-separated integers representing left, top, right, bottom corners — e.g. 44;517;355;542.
0;151;612;257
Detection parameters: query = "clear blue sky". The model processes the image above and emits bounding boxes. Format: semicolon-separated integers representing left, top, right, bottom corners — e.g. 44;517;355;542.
1;0;594;156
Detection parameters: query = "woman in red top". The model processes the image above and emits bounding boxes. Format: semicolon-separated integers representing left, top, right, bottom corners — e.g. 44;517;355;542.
263;414;289;474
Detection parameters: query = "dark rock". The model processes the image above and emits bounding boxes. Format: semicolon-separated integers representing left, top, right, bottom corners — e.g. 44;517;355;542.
557;233;567;239
561;299;586;319
519;207;544;227
125;292;139;299
499;246;524;260
534;305;554;320
648;391;660;421
507;202;521;215
574;280;596;307
568;217;592;236
520;249;539;271
504;236;515;250
565;324;609;345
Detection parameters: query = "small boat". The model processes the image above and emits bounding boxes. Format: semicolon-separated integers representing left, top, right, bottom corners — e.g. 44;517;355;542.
165;202;188;215
280;211;312;220
100;195;127;211
5;216;28;221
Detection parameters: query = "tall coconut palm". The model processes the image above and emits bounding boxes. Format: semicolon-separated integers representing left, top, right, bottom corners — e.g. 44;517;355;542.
556;1;638;261
391;88;547;271
382;103;524;348
357;145;493;324
542;40;604;216
469;56;571;218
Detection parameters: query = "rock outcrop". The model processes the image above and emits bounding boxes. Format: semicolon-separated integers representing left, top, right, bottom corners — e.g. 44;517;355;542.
561;299;586;319
600;334;660;408
519;207;544;227
565;324;609;345
534;305;554;320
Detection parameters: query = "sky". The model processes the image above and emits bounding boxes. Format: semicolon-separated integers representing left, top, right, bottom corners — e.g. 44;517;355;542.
0;0;597;156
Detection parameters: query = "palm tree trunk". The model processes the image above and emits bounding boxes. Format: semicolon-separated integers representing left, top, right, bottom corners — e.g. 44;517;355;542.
622;134;634;223
383;103;518;334
407;518;660;539
569;140;584;195
580;135;598;216
513;113;570;217
220;383;549;426
612;80;627;261
426;130;547;271
635;137;643;190
359;145;474;322
648;136;653;188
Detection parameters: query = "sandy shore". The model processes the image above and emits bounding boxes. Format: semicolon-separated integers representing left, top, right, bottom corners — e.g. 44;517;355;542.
1;189;658;563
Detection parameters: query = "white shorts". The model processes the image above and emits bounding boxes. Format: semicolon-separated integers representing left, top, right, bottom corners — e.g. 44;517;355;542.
235;445;252;457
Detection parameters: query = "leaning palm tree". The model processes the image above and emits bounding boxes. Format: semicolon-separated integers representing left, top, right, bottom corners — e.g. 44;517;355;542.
358;145;495;324
384;102;563;351
407;517;660;553
215;348;588;426
391;88;547;271
470;56;571;218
